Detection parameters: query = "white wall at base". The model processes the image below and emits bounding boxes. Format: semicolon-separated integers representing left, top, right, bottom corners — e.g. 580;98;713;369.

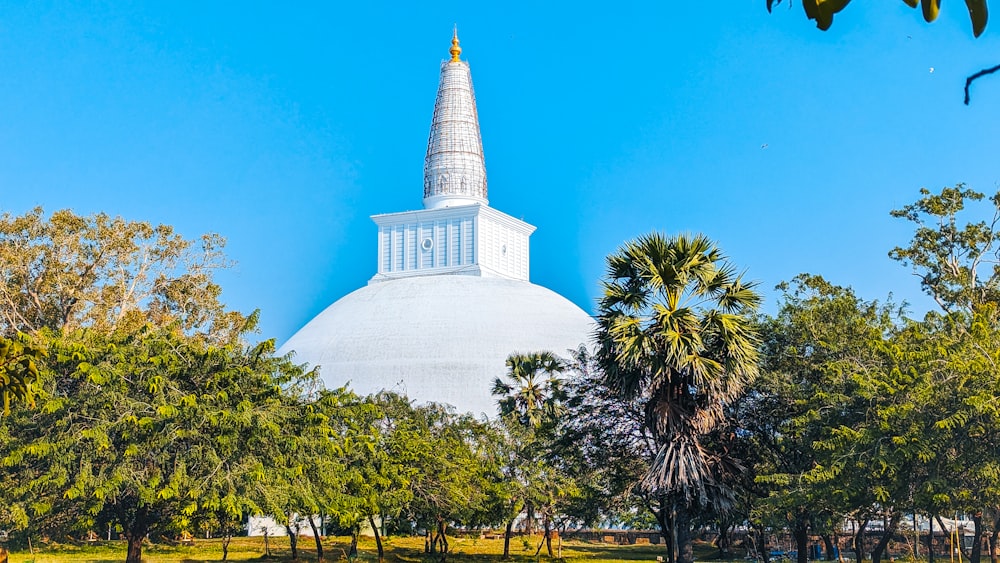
247;515;319;537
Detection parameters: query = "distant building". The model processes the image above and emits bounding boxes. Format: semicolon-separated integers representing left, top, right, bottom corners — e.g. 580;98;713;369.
279;32;593;417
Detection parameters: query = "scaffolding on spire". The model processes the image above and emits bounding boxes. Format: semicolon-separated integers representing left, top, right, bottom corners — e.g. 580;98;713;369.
423;32;488;209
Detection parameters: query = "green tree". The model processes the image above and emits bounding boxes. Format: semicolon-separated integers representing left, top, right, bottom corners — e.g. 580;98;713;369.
564;343;752;560
752;275;903;563
259;386;350;562
0;207;242;339
595;232;761;563
889;184;1000;563
0;319;308;563
404;402;491;561
493;352;566;429
492;351;575;557
488;419;533;559
340;392;417;563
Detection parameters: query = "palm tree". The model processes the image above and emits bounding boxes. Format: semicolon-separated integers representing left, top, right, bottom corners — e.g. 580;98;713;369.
491;351;566;548
492;352;565;429
595;232;760;563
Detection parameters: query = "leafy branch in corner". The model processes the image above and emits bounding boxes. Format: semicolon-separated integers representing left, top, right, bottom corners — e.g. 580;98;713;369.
767;0;995;104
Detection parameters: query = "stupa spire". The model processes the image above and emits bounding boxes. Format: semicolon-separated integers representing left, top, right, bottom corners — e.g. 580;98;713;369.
449;26;462;62
423;29;488;209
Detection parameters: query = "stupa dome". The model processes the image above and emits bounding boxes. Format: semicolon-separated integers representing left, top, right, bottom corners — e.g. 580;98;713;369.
279;32;593;416
281;275;593;417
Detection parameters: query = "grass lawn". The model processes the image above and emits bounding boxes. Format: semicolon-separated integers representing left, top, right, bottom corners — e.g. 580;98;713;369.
1;534;728;563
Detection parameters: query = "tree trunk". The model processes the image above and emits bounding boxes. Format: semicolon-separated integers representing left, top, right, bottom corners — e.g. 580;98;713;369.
533;515;553;558
717;523;733;559
438;518;449;554
557;524;563;559
793;521;809;563
972;512;983;563
309;516;324;561
652;504;673;561
930;514;935;563
124;513;150;563
126;534;144;563
545;517;553;557
349;528;359;559
369;515;385;563
285;524;299;560
748;529;768;563
503;518;514;559
222;532;232;561
936;514;955;560
854;519;869;563
662;505;677;563
872;513;901;563
822;534;836;561
676;509;694;563
988;519;999;563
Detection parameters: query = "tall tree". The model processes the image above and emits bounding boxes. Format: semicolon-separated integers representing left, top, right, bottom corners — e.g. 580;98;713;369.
889;184;1000;563
339;392;417;563
259;386;351;562
0;207;242;339
404;402;491;561
0;319;309;563
595;232;760;563
752;275;902;563
492;351;573;556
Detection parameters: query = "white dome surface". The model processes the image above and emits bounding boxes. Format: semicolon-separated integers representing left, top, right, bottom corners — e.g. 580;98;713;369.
279;275;594;418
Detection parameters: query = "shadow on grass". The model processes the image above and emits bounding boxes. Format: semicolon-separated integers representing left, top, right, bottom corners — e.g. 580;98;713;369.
560;544;667;560
6;536;743;563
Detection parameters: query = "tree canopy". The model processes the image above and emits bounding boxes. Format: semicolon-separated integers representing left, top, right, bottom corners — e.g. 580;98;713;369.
9;188;1000;563
0;207;242;339
0;320;314;563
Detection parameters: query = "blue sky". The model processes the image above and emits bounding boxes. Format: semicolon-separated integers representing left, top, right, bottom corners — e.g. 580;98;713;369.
2;1;999;343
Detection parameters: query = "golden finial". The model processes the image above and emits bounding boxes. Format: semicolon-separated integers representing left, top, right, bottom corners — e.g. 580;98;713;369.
449;26;462;62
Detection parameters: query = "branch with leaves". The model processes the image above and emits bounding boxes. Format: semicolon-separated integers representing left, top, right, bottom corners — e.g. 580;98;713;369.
768;0;994;103
0;334;44;414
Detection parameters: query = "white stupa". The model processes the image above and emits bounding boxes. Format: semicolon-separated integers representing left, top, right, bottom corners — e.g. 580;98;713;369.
280;33;593;417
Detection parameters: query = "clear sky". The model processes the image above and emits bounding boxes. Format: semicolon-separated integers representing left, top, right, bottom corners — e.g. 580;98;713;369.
2;1;999;343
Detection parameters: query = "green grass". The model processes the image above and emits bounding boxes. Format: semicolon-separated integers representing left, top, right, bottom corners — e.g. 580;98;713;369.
1;534;723;563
